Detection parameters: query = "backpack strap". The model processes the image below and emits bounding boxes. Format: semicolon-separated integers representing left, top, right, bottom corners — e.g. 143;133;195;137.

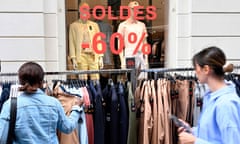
7;96;17;144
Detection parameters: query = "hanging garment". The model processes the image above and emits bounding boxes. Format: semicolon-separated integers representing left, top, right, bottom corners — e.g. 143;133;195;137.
0;83;11;112
176;80;190;121
187;80;195;126
156;79;165;144
230;76;240;96
134;81;142;144
126;82;137;144
138;80;153;144
150;79;158;144
53;82;80;144
102;81;119;144
160;79;172;144
89;80;105;144
82;86;94;144
69;86;88;144
117;82;129;144
169;80;179;144
193;83;207;126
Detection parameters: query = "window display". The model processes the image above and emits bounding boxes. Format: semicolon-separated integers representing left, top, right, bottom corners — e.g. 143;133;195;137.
66;0;167;79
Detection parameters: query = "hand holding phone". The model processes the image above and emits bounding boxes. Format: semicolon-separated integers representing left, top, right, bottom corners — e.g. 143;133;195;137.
169;115;192;133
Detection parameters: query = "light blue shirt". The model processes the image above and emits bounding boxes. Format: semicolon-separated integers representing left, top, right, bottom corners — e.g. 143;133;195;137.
194;82;240;144
68;87;88;144
0;88;81;144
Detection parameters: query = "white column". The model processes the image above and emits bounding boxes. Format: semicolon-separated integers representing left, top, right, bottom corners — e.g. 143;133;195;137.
57;0;67;71
165;0;177;68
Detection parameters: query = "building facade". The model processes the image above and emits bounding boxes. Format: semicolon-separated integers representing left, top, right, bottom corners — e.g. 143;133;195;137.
0;0;240;72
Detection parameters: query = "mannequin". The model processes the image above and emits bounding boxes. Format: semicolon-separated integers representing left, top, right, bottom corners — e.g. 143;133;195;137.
94;10;114;86
117;1;149;79
94;10;114;72
69;2;103;80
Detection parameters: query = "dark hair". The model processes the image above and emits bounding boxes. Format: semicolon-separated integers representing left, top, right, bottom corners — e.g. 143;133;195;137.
192;46;226;77
18;62;44;92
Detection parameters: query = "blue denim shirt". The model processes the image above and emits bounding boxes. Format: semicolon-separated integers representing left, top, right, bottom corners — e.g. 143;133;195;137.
194;82;240;144
0;88;81;144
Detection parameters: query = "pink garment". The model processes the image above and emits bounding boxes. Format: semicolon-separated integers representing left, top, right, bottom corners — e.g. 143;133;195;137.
81;87;91;106
82;86;94;144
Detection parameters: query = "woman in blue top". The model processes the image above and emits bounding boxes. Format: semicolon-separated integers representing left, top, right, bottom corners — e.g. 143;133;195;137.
0;62;83;144
178;46;240;144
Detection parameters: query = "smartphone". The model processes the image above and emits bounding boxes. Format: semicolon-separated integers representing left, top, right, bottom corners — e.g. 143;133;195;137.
169;115;192;133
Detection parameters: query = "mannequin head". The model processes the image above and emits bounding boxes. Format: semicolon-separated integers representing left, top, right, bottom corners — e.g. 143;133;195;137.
128;1;139;20
79;2;90;22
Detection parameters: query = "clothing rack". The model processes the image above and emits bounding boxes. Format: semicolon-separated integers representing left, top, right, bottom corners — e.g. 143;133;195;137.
141;67;194;80
141;67;194;73
233;65;240;70
3;65;240;77
0;69;134;76
1;65;240;91
0;68;137;91
140;65;240;80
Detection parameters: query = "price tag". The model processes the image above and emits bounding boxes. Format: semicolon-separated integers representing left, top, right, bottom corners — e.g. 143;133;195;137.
126;57;135;69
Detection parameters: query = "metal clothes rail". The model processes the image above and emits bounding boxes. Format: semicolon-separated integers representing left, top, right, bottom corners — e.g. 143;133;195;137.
141;67;194;80
2;65;239;90
3;65;240;77
141;67;194;73
0;68;137;91
0;69;134;76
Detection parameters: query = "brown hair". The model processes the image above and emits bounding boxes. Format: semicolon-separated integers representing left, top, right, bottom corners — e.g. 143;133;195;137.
18;62;44;93
192;46;226;77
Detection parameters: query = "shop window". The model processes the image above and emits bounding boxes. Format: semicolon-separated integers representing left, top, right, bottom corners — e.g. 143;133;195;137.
65;0;167;70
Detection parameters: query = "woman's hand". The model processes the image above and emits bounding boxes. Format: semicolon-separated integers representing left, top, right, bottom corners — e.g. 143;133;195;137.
178;131;196;144
74;96;84;106
177;119;196;144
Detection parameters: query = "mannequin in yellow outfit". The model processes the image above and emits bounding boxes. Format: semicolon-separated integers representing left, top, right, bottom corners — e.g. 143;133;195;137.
69;2;103;80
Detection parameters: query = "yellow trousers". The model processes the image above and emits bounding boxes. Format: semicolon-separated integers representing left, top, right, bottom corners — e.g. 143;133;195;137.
77;53;99;80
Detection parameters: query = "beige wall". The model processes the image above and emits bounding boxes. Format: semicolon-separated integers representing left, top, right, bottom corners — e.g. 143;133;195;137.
166;0;240;68
1;0;240;73
0;0;63;73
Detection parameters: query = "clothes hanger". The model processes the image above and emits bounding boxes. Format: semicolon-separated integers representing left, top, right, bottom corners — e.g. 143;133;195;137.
108;78;114;86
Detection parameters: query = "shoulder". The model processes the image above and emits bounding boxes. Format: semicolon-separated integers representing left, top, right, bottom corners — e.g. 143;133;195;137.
117;21;127;31
137;21;145;25
18;90;61;107
88;20;98;26
137;21;147;28
215;97;240;128
215;91;240;118
70;20;79;25
119;21;127;27
70;20;81;28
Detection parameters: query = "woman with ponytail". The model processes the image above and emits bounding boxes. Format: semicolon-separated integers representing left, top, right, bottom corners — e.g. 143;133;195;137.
0;62;83;144
178;46;240;144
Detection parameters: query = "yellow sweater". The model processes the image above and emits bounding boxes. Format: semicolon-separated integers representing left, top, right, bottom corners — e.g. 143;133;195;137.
69;19;103;63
